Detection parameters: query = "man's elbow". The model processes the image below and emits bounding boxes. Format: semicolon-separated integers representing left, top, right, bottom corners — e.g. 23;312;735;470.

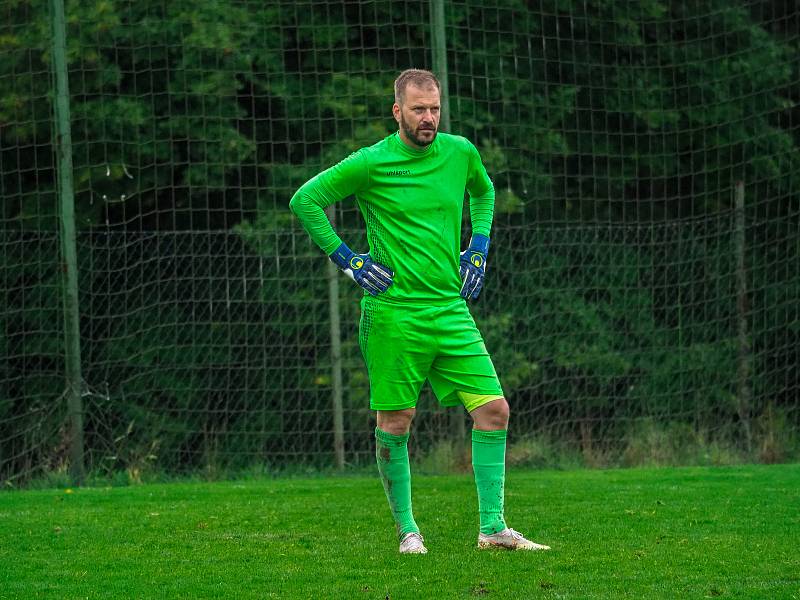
476;181;495;201
288;189;305;215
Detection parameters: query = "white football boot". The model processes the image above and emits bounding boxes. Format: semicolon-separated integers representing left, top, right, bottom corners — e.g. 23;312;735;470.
399;532;428;554
477;528;551;551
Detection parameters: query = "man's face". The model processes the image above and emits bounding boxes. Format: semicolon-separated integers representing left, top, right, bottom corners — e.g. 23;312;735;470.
393;84;440;149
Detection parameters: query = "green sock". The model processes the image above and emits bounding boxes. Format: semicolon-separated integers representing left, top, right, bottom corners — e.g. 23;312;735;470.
375;427;419;537
472;428;509;535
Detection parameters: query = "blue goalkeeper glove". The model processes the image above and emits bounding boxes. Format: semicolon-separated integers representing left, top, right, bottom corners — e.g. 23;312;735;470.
460;234;490;300
329;242;394;296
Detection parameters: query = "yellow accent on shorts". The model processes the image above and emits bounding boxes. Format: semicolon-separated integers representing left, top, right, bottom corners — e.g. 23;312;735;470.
458;391;504;413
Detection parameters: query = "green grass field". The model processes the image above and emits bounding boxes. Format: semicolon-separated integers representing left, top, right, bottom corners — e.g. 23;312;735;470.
2;464;799;599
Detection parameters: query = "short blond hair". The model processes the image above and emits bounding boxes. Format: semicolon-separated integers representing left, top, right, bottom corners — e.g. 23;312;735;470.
394;69;441;105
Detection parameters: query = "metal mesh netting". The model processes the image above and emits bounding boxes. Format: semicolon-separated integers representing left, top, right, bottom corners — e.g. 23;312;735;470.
2;0;799;484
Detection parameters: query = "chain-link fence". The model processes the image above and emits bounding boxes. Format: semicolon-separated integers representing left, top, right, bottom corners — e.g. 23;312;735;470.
2;0;799;485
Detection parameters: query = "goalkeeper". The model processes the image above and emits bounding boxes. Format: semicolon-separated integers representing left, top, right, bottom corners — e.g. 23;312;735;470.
289;69;550;554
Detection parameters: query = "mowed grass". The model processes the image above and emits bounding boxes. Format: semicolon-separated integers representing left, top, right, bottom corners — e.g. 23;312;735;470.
1;464;799;599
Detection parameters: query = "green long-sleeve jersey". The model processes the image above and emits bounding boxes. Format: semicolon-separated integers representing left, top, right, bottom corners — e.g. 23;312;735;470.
289;131;495;303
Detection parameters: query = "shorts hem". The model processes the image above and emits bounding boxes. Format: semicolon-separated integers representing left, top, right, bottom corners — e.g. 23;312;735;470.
370;400;418;411
438;389;505;408
463;393;504;413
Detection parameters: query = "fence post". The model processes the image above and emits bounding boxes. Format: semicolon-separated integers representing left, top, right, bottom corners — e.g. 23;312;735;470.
430;0;451;132
50;0;85;484
735;181;753;454
325;207;346;469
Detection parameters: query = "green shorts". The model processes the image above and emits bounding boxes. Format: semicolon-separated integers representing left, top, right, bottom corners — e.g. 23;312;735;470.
358;297;504;412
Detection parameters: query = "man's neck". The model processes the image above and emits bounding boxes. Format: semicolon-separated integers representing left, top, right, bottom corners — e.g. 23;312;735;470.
397;130;434;152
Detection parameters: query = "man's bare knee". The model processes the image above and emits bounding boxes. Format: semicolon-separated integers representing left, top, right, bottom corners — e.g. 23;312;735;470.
377;408;416;435
471;398;510;431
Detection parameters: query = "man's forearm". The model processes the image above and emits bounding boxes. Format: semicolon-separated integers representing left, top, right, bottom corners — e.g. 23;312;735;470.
289;150;367;254
289;180;344;254
469;186;495;237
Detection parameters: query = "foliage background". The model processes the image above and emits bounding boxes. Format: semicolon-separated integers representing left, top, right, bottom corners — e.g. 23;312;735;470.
1;0;798;482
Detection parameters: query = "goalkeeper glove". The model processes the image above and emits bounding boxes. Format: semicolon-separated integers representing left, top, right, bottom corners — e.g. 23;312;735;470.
460;233;490;300
329;242;394;296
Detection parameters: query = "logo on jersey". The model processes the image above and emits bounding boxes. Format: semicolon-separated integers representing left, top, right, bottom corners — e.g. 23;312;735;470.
350;256;364;270
386;169;412;176
470;253;484;268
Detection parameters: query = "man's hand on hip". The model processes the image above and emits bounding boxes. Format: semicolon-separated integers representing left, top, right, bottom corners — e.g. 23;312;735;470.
329;242;394;296
460;234;490;300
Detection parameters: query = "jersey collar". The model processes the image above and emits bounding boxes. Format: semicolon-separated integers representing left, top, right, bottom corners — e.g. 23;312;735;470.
392;131;437;157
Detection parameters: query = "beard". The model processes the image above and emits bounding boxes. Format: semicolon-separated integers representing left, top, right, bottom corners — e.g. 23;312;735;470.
400;114;437;147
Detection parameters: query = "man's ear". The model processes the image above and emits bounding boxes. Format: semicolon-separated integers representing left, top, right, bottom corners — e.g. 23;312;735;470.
392;102;401;123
